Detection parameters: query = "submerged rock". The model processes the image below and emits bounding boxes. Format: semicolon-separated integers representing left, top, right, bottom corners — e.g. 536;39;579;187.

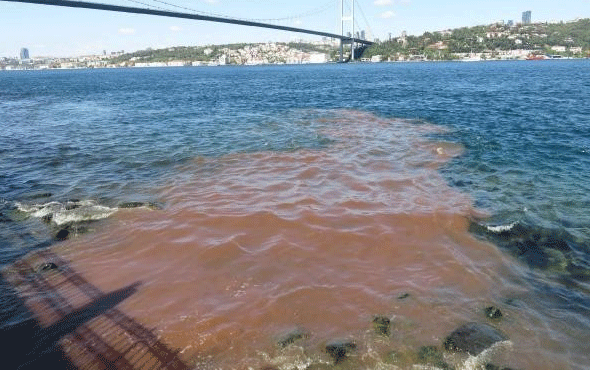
469;221;581;274
443;322;508;356
0;212;11;222
65;202;80;211
55;229;70;240
276;328;308;348
397;292;411;300
417;345;452;369
118;201;146;209
27;192;53;200
118;201;162;210
325;339;356;364
484;306;503;320
38;262;58;272
372;315;391;336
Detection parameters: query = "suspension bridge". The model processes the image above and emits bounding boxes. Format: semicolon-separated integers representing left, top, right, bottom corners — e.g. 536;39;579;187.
2;0;374;62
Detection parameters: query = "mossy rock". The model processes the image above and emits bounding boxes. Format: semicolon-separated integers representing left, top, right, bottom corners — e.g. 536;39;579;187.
325;339;356;364
484;306;503;320
444;322;508;356
372;315;391;336
276;328;309;348
417;345;452;369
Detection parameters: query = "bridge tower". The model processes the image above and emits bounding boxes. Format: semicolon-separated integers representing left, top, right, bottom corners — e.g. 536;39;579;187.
340;0;354;62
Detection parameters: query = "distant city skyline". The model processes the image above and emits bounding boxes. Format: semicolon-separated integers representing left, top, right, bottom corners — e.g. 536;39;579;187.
1;0;589;58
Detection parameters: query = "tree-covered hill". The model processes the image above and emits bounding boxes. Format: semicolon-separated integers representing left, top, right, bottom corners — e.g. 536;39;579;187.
365;18;590;61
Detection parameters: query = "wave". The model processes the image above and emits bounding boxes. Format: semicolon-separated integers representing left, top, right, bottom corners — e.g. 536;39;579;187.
483;222;517;234
14;200;117;225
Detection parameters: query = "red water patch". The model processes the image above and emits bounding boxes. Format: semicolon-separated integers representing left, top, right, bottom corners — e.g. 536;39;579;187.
55;111;574;369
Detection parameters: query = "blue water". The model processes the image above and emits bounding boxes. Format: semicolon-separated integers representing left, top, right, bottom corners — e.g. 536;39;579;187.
1;61;590;366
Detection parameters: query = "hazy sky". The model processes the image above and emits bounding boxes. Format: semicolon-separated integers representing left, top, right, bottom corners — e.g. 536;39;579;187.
1;0;589;57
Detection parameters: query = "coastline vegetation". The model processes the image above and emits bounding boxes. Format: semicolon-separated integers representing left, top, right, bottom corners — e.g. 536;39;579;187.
364;18;590;61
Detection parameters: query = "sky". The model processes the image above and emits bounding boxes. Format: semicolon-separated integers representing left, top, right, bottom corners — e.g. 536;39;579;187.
1;0;589;57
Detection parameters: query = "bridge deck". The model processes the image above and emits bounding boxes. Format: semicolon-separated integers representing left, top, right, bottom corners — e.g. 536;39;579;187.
2;0;373;45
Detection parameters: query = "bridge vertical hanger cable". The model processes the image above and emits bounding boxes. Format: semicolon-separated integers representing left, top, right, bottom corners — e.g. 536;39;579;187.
354;0;373;41
143;0;339;26
122;0;169;11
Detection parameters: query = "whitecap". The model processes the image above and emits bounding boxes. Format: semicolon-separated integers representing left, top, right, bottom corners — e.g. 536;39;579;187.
485;222;517;233
15;200;118;225
458;340;513;370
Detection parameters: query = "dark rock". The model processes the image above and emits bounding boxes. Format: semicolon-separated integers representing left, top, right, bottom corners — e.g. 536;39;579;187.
397;292;410;300
65;202;80;210
55;229;70;240
372;315;391;336
41;214;53;223
276;328;308;348
28;192;53;199
468;221;580;274
38;262;58;272
444;322;508;356
0;212;11;222
484;306;503;320
417;346;452;369
325;339;356;364
119;201;145;209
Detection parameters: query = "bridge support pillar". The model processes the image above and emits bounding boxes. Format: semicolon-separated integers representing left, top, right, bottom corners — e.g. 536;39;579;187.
341;0;354;62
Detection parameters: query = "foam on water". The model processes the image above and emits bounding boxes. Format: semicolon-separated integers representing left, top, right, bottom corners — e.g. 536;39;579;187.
483;222;517;233
15;200;118;225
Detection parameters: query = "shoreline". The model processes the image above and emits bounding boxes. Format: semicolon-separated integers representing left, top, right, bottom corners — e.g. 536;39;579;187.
2;56;589;72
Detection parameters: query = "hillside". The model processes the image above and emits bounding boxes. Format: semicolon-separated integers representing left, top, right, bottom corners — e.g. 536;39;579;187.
365;18;590;61
111;41;337;66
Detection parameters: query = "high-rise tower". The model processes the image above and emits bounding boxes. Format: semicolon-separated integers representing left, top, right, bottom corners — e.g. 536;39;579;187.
522;11;532;25
20;48;29;60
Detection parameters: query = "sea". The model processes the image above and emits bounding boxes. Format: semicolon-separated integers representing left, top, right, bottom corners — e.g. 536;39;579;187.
1;60;589;369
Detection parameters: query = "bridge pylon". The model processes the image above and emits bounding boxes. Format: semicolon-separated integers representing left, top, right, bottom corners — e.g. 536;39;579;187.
340;0;355;62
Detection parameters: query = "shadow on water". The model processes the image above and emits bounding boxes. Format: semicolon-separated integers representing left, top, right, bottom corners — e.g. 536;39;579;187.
0;250;190;370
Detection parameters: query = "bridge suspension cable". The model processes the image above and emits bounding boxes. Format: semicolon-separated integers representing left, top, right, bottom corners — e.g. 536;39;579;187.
124;0;167;11
119;0;340;26
1;0;373;45
354;0;373;41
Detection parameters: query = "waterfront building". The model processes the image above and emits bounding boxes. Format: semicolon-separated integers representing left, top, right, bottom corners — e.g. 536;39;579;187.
20;48;29;60
522;11;532;25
